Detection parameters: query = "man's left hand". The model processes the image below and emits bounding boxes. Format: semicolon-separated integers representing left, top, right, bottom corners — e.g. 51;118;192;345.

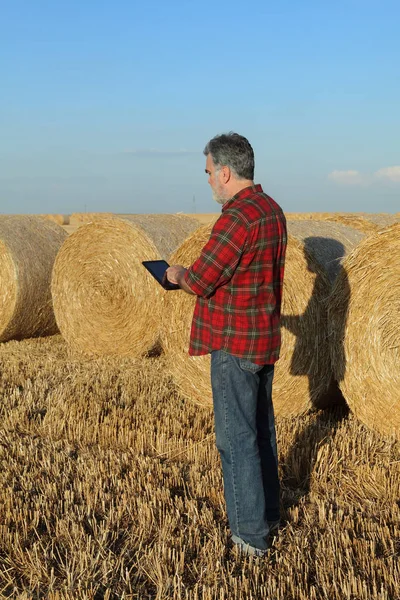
165;265;195;295
166;265;187;284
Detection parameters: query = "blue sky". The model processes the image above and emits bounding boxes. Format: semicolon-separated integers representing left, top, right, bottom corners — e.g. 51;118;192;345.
1;0;399;214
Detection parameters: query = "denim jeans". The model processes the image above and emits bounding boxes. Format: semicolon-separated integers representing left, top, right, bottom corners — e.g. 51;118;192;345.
210;350;280;551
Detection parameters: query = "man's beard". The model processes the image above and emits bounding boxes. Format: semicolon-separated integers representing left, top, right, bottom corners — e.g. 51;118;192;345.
211;185;226;205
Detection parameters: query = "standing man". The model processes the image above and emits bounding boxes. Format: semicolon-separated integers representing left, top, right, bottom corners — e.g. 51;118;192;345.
166;132;287;557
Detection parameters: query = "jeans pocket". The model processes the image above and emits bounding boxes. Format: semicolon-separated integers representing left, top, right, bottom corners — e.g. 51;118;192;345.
238;358;264;374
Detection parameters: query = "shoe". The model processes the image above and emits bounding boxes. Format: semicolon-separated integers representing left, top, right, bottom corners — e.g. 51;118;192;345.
231;535;269;558
268;520;280;535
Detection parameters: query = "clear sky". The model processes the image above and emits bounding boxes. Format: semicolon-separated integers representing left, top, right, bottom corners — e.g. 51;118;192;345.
1;0;399;215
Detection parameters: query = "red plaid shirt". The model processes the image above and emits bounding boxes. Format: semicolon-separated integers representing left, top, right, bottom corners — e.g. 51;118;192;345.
184;184;287;365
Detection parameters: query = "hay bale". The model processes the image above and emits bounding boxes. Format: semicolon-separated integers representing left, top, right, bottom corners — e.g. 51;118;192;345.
51;215;200;357
286;220;366;283
39;214;70;226
287;213;378;235
0;216;67;342
62;225;80;235
286;212;334;221
329;223;400;438
359;213;400;227
161;219;365;416
182;213;220;225
69;212;114;226
322;214;378;235
120;214;200;259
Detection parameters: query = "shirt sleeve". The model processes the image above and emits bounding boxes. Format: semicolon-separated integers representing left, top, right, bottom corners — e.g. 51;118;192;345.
183;211;246;298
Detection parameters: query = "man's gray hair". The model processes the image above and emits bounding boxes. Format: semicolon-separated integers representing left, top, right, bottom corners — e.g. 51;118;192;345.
203;132;255;180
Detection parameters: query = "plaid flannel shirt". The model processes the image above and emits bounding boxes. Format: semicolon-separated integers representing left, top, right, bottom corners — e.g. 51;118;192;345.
183;184;287;365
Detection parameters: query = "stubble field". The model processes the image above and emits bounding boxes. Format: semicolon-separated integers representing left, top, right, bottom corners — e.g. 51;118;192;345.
0;211;399;599
0;334;399;599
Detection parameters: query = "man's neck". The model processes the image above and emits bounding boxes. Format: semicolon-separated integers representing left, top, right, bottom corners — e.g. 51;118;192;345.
226;179;255;200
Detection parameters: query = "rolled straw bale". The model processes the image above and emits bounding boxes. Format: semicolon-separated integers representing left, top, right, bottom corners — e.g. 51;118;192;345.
51;215;200;357
329;223;400;438
286;212;333;221
162;219;365;416
286;220;366;283
287;213;378;235
69;212;114;226
359;213;400;227
182;213;220;225
39;214;70;226
120;214;200;259
62;225;80;235
322;214;378;235
0;215;67;342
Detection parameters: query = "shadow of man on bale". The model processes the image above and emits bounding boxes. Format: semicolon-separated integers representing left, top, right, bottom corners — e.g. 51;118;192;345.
279;237;351;509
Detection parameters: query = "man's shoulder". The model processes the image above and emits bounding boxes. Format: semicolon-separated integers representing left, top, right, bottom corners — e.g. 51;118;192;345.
228;192;285;226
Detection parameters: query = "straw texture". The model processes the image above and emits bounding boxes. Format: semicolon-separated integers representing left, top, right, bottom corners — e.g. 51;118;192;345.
51;215;199;357
329;223;400;438
162;219;365;416
0;215;67;342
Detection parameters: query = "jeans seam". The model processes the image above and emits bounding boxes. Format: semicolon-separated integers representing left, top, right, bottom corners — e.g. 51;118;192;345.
222;352;240;537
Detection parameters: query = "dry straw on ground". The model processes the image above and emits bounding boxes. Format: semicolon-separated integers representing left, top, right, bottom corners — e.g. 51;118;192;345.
329;223;400;439
0;335;399;599
0;216;67;343
161;220;365;417
51;215;199;357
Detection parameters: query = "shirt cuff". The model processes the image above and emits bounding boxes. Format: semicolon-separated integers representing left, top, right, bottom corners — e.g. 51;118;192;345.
183;267;210;297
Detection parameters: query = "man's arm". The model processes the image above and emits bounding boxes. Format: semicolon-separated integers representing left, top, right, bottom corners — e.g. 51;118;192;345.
167;212;246;298
165;265;196;295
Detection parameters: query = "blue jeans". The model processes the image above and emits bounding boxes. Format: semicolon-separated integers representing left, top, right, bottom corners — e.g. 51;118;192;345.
211;350;280;551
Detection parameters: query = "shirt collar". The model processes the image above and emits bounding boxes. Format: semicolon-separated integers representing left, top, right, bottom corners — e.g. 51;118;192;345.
222;184;263;212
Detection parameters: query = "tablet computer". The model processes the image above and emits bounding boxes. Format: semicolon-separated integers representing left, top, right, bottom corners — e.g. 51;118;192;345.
142;260;180;290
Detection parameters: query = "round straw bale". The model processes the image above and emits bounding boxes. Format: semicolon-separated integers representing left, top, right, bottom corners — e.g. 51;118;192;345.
69;212;114;226
62;225;80;235
0;215;67;342
161;219;365;416
322;214;378;235
359;213;400;227
39;214;70;226
120;214;200;259
328;223;400;438
287;220;366;283
51;215;200;357
286;212;333;221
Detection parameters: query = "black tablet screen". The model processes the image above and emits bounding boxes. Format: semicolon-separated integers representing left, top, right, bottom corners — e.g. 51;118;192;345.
142;260;180;290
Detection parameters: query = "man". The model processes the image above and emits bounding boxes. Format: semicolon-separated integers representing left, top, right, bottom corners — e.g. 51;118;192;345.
166;132;287;557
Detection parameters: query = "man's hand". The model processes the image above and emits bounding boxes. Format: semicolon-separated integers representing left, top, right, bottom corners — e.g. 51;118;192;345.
166;265;195;295
166;265;186;284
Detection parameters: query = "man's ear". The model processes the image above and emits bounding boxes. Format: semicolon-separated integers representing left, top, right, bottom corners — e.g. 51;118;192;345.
221;166;231;183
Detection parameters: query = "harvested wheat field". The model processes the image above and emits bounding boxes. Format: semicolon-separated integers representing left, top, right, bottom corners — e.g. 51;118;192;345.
162;220;365;417
0;334;399;599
